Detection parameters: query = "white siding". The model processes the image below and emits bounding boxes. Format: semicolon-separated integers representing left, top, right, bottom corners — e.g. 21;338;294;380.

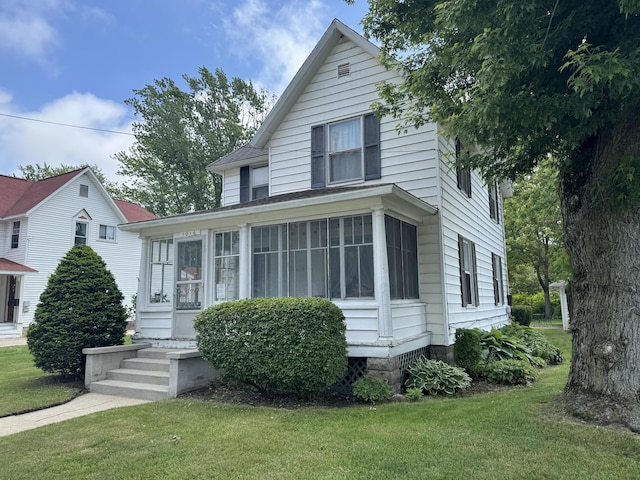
438;136;510;343
17;172;142;327
222;170;240;206
266;39;440;207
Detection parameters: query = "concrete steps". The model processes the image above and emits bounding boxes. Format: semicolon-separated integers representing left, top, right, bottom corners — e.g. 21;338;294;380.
89;348;181;401
0;323;21;339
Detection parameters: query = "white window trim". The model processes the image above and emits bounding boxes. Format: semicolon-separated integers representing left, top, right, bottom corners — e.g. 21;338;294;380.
327;116;365;185
98;224;117;242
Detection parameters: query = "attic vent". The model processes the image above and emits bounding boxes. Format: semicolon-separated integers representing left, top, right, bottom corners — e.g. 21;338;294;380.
337;63;351;78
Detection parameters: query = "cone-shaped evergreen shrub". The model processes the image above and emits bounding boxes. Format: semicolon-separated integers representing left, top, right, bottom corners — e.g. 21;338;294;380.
27;244;127;379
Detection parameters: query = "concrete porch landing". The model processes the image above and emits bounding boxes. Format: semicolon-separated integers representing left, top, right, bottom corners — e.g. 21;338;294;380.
83;344;220;401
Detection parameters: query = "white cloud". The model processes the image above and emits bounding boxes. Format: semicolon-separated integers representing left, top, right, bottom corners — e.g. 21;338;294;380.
0;92;135;183
221;0;327;94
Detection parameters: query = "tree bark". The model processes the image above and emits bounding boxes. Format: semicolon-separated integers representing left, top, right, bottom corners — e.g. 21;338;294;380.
560;108;640;432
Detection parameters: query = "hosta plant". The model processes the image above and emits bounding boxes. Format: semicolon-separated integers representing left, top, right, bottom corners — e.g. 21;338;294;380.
405;356;471;396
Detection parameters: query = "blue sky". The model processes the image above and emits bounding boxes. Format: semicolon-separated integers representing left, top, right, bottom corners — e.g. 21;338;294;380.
0;0;370;182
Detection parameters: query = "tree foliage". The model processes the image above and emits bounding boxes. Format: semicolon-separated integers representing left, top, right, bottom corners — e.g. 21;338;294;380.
504;158;570;316
26;245;127;380
361;0;640;430
115;67;273;216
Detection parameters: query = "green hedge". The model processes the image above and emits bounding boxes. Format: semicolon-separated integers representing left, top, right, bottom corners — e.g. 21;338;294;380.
194;297;347;396
454;328;483;375
511;305;533;326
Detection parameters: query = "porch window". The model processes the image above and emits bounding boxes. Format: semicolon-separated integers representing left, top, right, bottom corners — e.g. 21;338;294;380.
214;231;239;301
329;215;374;298
252;225;288;298
11;221;20;249
74;222;88;245
458;235;479;307
176;239;203;310
288;220;328;298
385;216;419;299
492;253;504;305
149;238;174;304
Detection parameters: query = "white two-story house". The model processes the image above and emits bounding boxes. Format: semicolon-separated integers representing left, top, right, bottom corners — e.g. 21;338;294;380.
0;167;155;338
121;20;511;390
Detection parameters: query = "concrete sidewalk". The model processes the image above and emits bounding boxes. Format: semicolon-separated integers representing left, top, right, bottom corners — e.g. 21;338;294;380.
0;392;150;437
0;337;27;347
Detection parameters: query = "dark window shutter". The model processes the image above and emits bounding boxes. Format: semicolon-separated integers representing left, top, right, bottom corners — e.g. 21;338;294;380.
364;113;381;180
311;125;326;188
240;166;250;203
458;235;468;307
471;242;479;306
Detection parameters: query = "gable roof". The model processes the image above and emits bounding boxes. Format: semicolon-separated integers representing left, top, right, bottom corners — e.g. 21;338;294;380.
208;19;381;173
0;168;155;222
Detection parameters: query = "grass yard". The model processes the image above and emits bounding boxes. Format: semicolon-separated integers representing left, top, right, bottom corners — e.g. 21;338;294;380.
1;329;639;479
0;345;82;417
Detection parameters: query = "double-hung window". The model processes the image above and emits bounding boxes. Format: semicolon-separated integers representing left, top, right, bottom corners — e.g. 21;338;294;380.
214;231;239;301
176;239;203;310
455;138;472;197
149;238;173;304
458;235;479;307
492;253;504;305
240;165;269;202
385;216;419;299
11;221;20;249
311;113;380;187
75;222;88;245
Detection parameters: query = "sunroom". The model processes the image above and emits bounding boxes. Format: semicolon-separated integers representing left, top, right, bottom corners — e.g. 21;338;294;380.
121;184;439;360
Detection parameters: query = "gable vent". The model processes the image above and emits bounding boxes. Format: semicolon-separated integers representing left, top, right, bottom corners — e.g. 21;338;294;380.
337;63;351;78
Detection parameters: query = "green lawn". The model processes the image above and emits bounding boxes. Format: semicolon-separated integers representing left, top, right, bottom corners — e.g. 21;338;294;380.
1;329;639;479
0;345;82;417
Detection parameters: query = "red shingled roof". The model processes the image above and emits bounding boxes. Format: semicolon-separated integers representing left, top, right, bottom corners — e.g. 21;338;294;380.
114;199;156;222
0;258;37;273
0;169;154;222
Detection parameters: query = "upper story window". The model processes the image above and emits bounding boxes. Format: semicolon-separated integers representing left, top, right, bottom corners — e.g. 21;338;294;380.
79;184;89;197
11;221;20;249
311;113;380;188
488;183;499;222
99;224;117;242
458;235;478;307
149;238;174;305
74;222;88;245
455;138;472;197
240;165;269;202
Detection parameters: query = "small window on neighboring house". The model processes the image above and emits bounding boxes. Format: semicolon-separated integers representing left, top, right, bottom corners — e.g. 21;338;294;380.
75;222;88;245
79;184;89;197
492;253;504;305
310;113;380;188
455;138;472;197
458;235;479;307
11;221;20;249
489;183;499;222
99;225;117;242
240;165;269;202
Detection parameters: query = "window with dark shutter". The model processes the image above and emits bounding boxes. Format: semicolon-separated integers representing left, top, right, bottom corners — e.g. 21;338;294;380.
459;235;479;307
240;166;250;202
311;125;326;188
364;113;381;180
489;183;499;222
455;138;472;197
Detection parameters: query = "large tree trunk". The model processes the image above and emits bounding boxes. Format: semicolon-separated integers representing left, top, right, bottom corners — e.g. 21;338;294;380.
560;108;640;432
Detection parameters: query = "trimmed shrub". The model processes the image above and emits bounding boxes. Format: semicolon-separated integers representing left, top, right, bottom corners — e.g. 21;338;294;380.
511;306;532;326
27;245;127;379
405;356;471;396
480;359;537;385
454;328;483;376
194;297;347;396
352;376;392;403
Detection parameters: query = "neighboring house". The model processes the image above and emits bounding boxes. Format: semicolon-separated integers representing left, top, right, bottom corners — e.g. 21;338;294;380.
0;168;155;338
121;20;511;390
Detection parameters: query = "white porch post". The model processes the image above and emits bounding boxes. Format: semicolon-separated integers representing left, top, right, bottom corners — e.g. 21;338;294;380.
372;206;392;338
238;224;251;299
135;237;149;334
